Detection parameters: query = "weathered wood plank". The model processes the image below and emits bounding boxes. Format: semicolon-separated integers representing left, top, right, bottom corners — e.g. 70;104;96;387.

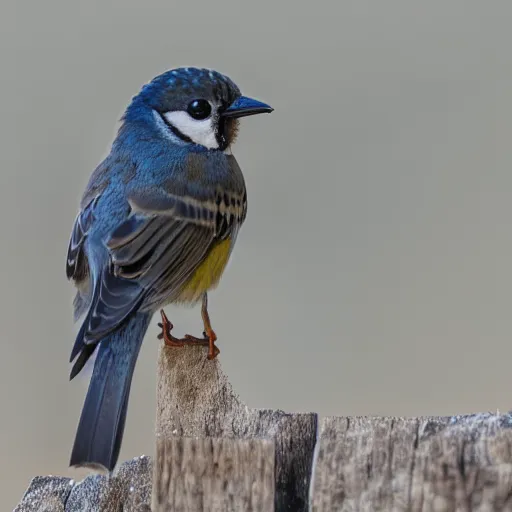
14;476;73;512
152;437;275;512
16;411;512;511
310;413;512;512
66;455;152;511
14;455;152;512
155;344;317;511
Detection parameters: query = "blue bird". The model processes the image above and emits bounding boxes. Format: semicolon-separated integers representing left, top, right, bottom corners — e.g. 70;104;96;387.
66;67;272;471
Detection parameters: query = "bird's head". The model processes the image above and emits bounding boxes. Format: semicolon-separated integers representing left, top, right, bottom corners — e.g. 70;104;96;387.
123;67;272;152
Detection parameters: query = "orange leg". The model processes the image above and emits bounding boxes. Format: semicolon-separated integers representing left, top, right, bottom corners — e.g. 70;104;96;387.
157;293;219;360
199;293;219;360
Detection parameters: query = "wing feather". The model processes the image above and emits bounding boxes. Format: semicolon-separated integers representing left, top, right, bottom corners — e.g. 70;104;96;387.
66;196;99;282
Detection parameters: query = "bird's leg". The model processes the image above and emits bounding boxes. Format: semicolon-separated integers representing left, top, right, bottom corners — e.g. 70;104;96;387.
199;293;219;360
157;294;219;360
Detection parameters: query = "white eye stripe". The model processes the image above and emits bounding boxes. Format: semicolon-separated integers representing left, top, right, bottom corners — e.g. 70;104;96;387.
163;109;218;149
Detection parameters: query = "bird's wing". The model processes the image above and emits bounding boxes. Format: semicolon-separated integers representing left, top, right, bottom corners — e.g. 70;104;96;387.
108;185;246;288
66;196;100;283
70;184;246;377
105;184;248;323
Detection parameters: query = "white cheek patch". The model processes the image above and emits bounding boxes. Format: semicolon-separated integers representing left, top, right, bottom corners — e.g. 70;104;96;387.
153;111;187;145
163;110;218;149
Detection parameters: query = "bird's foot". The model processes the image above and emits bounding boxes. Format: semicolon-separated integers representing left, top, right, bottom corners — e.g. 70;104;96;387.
183;329;219;360
157;310;220;360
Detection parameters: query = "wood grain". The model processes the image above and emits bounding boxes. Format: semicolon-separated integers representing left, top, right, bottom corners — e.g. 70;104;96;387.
310;414;512;511
152;437;275;512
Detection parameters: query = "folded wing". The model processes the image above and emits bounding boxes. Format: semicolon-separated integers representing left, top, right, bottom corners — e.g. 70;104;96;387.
69;186;246;378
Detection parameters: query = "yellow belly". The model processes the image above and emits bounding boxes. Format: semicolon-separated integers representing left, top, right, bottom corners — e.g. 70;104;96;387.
177;238;232;303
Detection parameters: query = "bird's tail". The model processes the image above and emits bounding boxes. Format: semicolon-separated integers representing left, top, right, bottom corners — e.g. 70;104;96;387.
70;312;151;471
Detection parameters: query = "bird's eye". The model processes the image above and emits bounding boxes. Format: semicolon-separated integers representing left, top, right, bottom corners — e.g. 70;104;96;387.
187;99;212;120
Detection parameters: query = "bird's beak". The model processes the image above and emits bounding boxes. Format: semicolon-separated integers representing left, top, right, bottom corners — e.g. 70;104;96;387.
221;96;273;119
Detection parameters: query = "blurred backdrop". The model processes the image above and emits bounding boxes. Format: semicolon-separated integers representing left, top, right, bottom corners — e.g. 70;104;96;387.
4;1;512;508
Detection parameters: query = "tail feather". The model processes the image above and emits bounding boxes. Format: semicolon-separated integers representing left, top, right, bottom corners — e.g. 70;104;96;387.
70;319;89;366
70;312;151;471
69;339;95;380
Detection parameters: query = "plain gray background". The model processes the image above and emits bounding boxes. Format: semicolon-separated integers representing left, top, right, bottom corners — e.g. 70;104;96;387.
4;0;512;508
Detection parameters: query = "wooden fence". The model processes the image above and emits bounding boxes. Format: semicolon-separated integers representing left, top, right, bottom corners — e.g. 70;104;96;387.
15;345;512;511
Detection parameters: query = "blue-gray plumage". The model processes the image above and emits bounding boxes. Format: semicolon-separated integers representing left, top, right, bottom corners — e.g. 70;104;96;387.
67;67;272;471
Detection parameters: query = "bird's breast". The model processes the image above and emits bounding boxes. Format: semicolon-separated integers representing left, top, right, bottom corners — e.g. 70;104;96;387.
176;238;233;303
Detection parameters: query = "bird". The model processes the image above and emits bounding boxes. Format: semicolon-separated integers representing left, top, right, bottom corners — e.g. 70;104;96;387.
66;67;273;472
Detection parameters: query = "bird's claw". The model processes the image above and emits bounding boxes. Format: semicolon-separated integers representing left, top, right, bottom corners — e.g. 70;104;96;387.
158;309;220;359
207;343;220;360
158;311;184;347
